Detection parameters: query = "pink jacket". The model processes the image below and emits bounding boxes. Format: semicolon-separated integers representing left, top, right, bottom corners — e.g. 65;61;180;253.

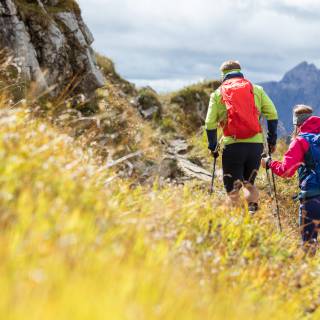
270;116;320;177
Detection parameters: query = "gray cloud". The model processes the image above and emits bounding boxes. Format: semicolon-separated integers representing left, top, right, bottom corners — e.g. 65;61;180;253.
266;0;320;21
78;0;320;92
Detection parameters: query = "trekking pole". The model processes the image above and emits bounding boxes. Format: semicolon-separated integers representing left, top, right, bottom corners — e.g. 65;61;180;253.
210;138;222;195
268;150;282;232
264;159;273;197
262;126;282;232
210;156;217;195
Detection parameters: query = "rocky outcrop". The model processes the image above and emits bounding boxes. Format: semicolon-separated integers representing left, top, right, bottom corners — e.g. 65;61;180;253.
158;138;221;184
131;87;162;120
0;0;104;95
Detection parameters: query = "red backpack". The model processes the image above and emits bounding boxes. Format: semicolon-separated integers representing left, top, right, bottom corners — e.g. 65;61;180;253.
220;78;261;139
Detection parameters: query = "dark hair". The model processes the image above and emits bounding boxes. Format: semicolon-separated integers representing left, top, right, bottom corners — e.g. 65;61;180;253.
220;60;241;73
293;104;313;115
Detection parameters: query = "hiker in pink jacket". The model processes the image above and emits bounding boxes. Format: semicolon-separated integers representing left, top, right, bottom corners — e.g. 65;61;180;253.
262;105;320;249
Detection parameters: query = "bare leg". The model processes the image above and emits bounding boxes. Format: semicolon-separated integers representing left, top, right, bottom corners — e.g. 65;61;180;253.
227;180;242;206
243;182;259;204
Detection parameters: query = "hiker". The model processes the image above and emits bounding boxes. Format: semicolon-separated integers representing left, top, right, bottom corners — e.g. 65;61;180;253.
205;60;278;214
261;105;320;248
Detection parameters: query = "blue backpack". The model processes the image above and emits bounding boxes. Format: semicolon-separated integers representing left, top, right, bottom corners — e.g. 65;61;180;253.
298;133;320;199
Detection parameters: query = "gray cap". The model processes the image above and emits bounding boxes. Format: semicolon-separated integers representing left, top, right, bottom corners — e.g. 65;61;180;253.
293;113;312;126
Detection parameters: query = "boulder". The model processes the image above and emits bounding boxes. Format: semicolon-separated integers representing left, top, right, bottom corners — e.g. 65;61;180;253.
134;87;162;120
167;138;192;155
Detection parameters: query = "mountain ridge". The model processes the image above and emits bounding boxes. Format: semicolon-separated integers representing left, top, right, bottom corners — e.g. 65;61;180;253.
260;61;320;133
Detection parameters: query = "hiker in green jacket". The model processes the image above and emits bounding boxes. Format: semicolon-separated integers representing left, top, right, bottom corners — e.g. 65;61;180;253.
205;60;279;214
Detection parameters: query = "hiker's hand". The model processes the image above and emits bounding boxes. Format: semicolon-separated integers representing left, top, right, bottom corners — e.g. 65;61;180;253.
208;144;219;158
261;158;267;169
261;156;271;169
211;150;219;159
268;144;277;154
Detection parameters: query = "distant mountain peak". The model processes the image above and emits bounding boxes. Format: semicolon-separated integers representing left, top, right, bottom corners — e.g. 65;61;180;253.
295;61;314;68
282;61;320;84
260;61;320;134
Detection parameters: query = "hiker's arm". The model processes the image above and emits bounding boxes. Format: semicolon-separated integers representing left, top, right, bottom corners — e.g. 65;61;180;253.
205;93;219;150
206;129;217;151
269;138;309;177
259;88;278;147
267;119;278;148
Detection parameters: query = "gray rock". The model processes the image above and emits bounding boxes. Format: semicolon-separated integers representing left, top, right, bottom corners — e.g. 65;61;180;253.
159;154;216;183
55;12;88;47
0;13;47;91
135;87;162;120
159;157;181;179
83;48;105;91
0;0;16;15
167;138;191;155
139;106;159;120
0;0;105;96
175;156;212;182
78;19;94;45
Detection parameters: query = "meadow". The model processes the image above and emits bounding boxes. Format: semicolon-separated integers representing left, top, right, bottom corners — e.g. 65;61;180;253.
1;99;320;319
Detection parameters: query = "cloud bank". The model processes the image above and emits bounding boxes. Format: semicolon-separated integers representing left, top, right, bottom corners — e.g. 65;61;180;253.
78;0;320;92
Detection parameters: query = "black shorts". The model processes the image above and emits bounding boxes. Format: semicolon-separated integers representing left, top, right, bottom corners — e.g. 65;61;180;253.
222;143;264;193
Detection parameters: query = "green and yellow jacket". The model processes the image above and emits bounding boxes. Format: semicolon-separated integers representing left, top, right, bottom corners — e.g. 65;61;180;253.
205;70;279;150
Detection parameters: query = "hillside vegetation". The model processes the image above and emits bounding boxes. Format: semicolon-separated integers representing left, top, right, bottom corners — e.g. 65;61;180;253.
2;89;320;319
1;43;320;318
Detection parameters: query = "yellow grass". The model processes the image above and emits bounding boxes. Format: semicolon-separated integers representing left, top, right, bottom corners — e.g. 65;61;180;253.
1;101;320;320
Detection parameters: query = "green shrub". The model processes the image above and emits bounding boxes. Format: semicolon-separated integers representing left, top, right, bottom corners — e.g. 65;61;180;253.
96;53;136;95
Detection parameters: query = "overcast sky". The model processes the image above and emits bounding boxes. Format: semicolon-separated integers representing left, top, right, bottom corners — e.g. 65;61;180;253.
77;0;320;92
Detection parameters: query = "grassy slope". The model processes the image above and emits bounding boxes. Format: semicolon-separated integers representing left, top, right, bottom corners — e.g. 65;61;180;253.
1;45;318;318
1;103;320;319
